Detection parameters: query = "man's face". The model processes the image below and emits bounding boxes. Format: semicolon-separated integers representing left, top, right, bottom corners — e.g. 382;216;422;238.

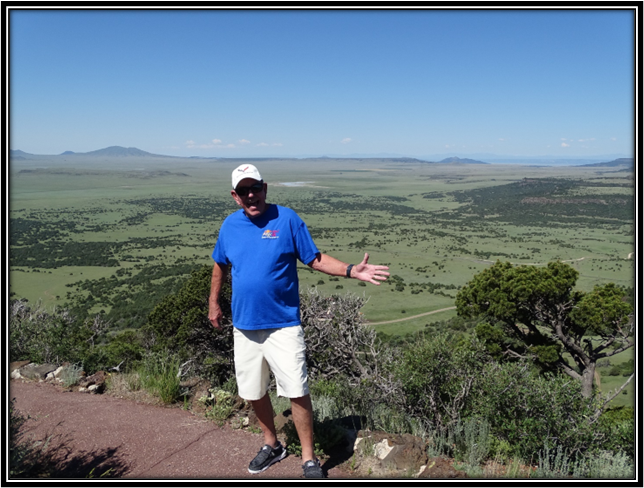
232;178;268;218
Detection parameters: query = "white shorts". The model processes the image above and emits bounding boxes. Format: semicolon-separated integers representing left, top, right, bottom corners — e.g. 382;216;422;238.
233;325;309;401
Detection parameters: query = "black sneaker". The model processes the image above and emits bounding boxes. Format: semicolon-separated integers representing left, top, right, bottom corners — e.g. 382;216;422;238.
248;442;287;474
302;458;324;478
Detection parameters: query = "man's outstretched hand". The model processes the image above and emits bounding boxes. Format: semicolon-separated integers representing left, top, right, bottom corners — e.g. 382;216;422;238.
353;253;390;285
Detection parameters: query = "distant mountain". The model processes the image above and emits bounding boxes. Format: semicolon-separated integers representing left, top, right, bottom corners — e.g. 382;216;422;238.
437;156;489;165
83;146;161;157
10;146;166;159
9;147;633;167
10;149;32;158
578;158;634;168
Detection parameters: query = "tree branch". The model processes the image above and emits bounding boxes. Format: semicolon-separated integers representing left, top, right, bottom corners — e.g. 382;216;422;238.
590;374;635;423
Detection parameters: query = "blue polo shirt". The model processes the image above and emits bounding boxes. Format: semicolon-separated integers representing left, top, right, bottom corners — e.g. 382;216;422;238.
212;204;319;330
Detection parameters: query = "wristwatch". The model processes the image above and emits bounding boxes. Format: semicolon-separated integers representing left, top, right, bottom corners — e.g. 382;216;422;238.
346;264;354;278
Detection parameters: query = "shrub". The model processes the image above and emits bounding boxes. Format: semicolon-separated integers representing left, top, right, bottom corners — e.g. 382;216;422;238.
532;444;634;479
594;406;634;459
393;332;490;428
142;265;234;385
9;299;110;372
101;330;145;373
59;363;85;388
470;361;597;460
452;417;491;467
300;288;389;385
135;350;183;404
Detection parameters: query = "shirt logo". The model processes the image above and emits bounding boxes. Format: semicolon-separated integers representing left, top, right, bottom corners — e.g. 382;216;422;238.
262;230;280;239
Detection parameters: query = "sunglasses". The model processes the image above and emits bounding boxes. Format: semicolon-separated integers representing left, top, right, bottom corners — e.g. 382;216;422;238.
235;182;264;197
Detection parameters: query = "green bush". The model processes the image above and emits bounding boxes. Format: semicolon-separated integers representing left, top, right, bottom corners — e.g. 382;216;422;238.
9;299;110;373
595;406;634;459
532;443;634;479
452;417;491;467
101;330;145;372
469;361;597;460
135;350;183;404
393;332;490;427
59;363;85;388
142;265;234;385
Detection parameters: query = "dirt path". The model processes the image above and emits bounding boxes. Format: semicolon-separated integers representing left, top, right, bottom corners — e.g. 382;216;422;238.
367;306;457;326
10;379;357;480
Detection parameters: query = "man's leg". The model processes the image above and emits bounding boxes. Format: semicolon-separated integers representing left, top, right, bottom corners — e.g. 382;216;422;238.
250;393;279;448
290;394;315;462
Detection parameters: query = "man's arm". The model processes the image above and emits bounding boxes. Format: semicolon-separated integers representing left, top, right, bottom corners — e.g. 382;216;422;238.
209;262;230;329
308;252;389;285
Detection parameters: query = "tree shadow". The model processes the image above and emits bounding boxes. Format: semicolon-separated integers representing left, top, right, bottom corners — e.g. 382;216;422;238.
11;426;130;479
320;415;364;476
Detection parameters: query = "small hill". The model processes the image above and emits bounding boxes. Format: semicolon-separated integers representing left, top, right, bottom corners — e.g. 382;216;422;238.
579;158;634;168
83;146;160;157
10;147;167;159
438;156;489;165
10;149;33;158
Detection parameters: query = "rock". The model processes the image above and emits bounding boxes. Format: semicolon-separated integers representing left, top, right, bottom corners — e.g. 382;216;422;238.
18;363;59;381
179;376;201;388
10;360;31;373
77;371;106;393
374;439;394;459
382;433;429;471
353;430;429;477
418;456;468;478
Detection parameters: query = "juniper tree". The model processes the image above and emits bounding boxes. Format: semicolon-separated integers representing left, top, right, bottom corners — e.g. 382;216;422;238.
455;260;633;398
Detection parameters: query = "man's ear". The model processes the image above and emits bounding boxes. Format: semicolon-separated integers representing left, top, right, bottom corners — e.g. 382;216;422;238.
231;190;242;206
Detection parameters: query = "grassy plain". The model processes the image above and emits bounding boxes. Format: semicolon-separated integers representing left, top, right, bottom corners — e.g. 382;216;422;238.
9;155;635;405
10;157;635;314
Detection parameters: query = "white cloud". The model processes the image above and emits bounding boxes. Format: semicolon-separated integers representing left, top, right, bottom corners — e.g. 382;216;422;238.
255;142;282;147
186;138;280;150
498;138;505;141
341;138;352;144
561;142;570;147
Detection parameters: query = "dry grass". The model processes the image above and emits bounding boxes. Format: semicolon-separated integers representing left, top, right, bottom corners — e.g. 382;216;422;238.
103;372;163;406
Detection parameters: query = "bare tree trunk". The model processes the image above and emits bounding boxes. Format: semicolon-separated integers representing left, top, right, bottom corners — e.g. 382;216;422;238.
581;362;596;398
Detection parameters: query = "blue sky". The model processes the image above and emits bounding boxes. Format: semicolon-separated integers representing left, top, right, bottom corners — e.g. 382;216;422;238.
9;8;636;159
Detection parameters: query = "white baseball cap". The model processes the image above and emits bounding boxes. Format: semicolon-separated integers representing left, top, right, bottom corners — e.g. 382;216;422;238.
232;164;263;189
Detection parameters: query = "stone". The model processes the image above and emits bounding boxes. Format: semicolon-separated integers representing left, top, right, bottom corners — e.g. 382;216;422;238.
10;360;31;373
18;363;59;381
381;434;429;471
77;370;106;393
179;376;201;388
353;430;430;477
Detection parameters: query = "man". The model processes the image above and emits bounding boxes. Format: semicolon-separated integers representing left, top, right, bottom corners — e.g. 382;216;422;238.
209;164;389;478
